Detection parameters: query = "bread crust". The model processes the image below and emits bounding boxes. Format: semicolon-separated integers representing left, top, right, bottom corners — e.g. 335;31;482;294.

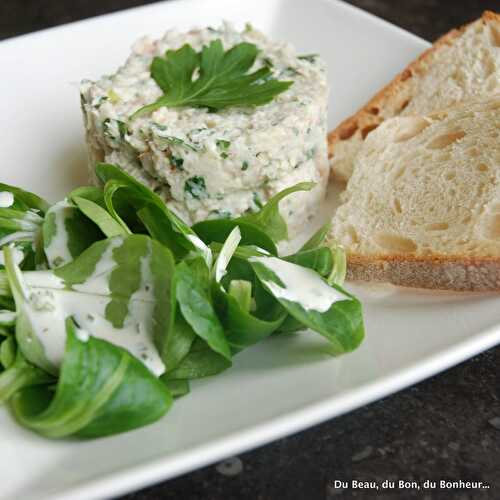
327;11;500;174
329;11;500;291
347;253;500;291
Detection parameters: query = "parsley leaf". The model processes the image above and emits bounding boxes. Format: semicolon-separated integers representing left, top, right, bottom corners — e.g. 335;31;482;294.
132;40;293;118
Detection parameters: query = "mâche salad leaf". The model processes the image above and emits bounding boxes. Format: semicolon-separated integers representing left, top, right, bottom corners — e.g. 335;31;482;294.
0;347;53;405
174;258;231;360
0;162;365;439
43;199;103;268
249;256;364;353
11;318;172;438
0;183;49;270
95;163;212;266
239;182;314;243
211;230;286;353
132;40;293;118
3;235;174;377
72;195;127;238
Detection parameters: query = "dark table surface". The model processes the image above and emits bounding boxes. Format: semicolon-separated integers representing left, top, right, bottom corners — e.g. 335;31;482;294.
1;1;499;499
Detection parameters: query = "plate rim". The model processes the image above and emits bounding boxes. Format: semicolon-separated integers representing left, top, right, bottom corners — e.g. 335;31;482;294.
50;323;500;500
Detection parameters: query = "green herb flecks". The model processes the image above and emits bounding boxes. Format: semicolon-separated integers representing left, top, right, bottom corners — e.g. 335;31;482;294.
170;155;184;171
184;176;207;200
216;139;231;159
152;125;199;152
298;54;319;63
103;119;129;141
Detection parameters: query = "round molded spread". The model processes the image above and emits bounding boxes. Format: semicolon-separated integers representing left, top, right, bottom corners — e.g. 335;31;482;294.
80;22;329;234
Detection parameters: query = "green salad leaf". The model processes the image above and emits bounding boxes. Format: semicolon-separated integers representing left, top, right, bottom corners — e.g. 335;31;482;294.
193;219;277;256
300;221;332;251
132;40;293;117
0;347;52;405
211;228;286;352
161;378;190;398
0;161;365;440
3;235;175;376
0;183;49;214
0;335;16;369
95;163;212;266
0;183;48;269
174;258;231;360
239;182;314;243
249;256;364;353
72;195;127;238
11;318;172;438
43;199;103;268
164;338;231;379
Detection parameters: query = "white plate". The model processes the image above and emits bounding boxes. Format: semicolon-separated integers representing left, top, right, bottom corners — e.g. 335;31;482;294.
1;1;499;499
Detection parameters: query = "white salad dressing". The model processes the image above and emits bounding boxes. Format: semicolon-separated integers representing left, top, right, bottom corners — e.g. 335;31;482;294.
74;325;90;342
249;256;348;312
0;231;34;248
11;217;39;231
0;191;14;208
44;199;74;268
72;238;122;295
21;239;165;376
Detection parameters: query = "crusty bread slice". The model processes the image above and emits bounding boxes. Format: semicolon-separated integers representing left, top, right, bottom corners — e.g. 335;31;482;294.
328;11;500;183
329;94;500;291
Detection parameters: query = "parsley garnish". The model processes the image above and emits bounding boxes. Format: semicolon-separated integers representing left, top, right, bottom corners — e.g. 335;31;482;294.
132;40;293;118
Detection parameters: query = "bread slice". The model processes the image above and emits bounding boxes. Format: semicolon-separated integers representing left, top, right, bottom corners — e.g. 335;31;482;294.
328;11;500;183
329;94;500;291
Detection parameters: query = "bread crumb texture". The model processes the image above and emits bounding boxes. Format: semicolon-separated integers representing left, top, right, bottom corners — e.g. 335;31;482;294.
329;95;500;290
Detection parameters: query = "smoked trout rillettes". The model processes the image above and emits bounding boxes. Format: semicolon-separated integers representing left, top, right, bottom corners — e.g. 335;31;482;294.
80;22;329;235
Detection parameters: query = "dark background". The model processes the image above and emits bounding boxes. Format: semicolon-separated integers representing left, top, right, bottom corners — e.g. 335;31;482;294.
1;1;499;499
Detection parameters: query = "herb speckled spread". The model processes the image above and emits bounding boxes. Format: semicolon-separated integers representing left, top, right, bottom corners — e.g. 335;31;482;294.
80;22;329;233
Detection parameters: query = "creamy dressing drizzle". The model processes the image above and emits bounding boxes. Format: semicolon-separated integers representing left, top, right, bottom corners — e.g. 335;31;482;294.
22;239;165;376
0;231;33;247
124;241;165;374
75;325;90;342
44;199;74;268
0;192;14;208
249;256;348;312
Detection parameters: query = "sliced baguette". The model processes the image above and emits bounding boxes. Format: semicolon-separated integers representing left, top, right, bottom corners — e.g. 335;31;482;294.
329;94;500;291
328;11;500;183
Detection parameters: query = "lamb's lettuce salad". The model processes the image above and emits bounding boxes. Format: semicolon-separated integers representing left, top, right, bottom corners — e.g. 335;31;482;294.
0;163;364;439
